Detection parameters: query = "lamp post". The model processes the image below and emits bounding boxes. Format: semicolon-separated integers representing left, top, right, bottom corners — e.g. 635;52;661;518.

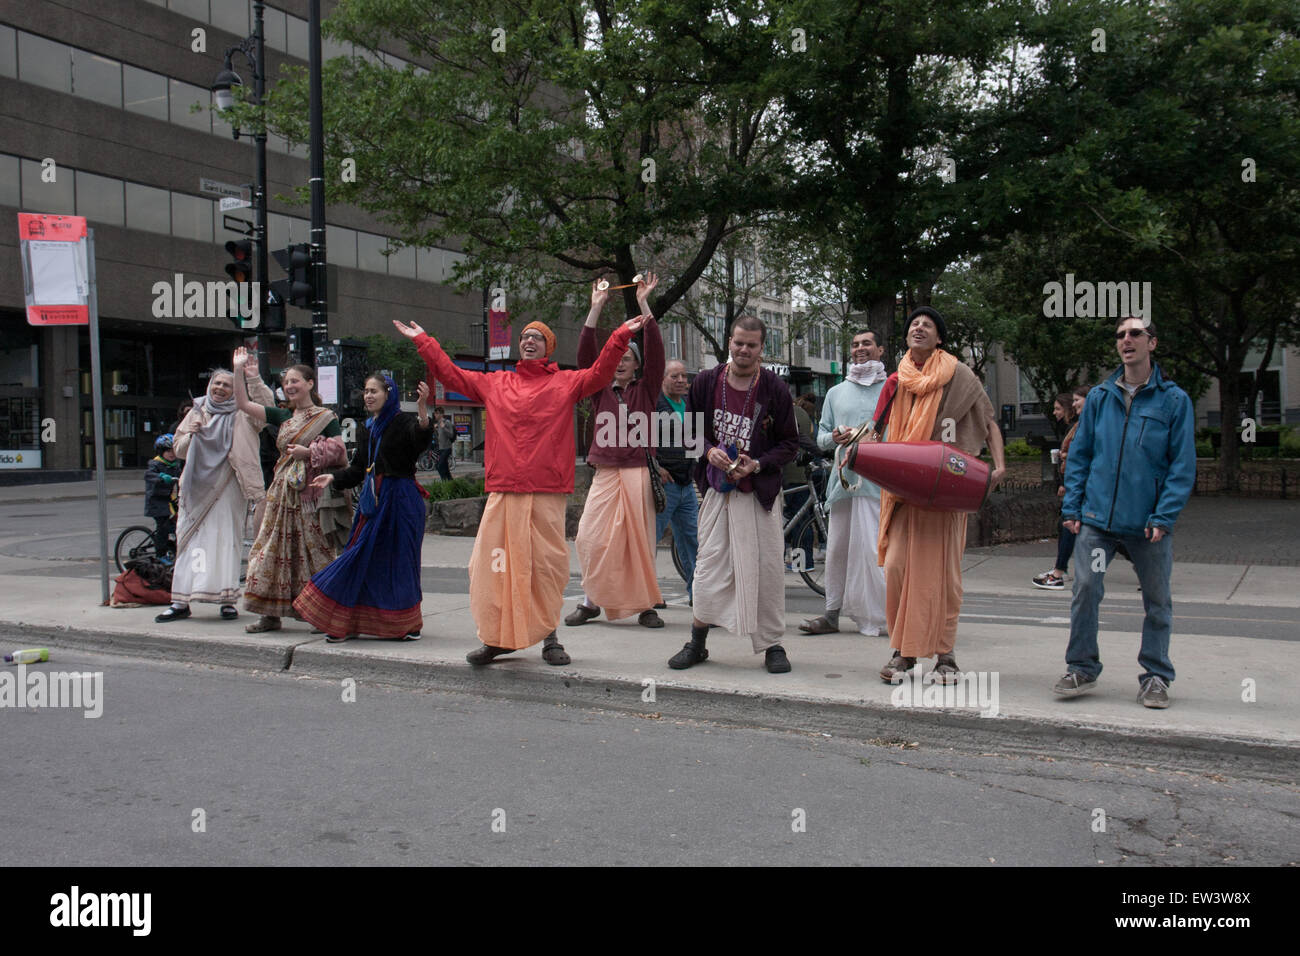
211;2;269;374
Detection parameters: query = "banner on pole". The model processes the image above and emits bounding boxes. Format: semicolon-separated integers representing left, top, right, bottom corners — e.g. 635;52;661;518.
488;309;511;361
17;214;90;326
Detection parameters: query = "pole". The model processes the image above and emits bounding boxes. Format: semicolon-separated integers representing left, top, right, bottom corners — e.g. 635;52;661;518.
308;0;328;357
87;229;110;604
482;285;491;372
253;1;270;376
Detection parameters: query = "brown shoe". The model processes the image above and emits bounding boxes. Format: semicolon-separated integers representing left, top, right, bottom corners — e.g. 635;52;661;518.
933;653;961;685
637;609;665;628
879;651;916;684
798;615;840;635
564;604;600;626
245;615;281;633
541;632;571;666
466;644;515;666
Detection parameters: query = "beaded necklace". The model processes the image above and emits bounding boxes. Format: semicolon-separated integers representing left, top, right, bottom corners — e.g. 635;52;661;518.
714;361;759;451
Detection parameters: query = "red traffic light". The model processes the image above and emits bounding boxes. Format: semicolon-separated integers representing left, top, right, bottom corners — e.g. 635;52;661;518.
225;239;253;283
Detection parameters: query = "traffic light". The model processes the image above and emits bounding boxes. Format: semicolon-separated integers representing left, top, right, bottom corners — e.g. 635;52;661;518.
271;242;314;309
224;239;253;283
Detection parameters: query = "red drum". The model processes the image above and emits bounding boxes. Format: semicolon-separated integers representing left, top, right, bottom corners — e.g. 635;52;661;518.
844;441;991;512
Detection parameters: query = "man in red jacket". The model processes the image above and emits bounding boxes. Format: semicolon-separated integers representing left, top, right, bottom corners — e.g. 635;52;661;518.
396;315;644;665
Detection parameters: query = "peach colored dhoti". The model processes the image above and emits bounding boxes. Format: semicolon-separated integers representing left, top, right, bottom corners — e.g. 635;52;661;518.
882;502;968;659
575;465;663;620
469;492;569;650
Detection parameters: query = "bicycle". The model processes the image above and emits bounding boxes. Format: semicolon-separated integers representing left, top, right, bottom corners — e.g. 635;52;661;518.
114;524;174;573
782;457;830;596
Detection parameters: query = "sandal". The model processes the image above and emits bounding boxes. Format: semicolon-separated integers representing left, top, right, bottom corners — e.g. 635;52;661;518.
933;653;961;685
564;604;600;627
466;644;515;666
542;633;571;666
245;615;281;633
325;634;349;644
798;615;840;635
637;609;665;628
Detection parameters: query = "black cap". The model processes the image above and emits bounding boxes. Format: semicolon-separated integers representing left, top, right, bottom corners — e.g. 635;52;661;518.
907;306;947;345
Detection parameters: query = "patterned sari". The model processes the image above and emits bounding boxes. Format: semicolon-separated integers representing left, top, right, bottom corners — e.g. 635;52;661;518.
242;406;338;617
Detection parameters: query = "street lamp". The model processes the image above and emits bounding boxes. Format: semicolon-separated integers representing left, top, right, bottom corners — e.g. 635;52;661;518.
211;3;270;374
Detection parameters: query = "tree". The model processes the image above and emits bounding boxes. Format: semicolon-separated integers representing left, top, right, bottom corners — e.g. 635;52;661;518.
257;0;798;337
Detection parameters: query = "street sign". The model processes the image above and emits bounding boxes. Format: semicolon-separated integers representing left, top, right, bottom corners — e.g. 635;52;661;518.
200;178;250;201
220;196;252;211
223;215;254;236
17;214;90;326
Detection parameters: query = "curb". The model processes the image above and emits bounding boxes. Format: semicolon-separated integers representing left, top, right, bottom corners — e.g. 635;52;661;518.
18;622;1298;783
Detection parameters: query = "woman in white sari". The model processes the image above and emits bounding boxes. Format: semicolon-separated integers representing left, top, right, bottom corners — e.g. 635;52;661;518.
156;362;273;622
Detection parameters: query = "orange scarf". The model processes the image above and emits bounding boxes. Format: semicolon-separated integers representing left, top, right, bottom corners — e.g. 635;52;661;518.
877;349;958;563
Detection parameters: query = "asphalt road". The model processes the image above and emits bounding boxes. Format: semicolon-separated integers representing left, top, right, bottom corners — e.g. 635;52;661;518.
1;646;1294;867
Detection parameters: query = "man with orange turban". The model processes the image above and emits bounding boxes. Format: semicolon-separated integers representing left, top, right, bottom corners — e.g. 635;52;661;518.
395;314;645;664
875;307;1006;685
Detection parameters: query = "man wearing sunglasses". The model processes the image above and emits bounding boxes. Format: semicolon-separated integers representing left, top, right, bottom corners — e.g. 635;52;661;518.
1054;316;1196;708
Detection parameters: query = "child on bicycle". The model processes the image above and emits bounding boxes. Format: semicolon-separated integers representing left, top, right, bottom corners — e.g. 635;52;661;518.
144;433;181;561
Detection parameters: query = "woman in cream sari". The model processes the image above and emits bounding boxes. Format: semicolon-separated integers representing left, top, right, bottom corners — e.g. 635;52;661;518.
157;363;272;622
232;348;345;632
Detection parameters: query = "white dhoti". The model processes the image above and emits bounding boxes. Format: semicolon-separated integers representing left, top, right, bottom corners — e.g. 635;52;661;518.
171;475;245;605
692;488;786;652
824;497;887;635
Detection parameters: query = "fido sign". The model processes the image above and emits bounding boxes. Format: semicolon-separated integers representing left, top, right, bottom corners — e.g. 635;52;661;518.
17;213;90;326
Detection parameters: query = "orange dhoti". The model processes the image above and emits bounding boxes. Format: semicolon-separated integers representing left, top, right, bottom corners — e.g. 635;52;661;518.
882;502;968;659
575;465;663;620
469;492;569;650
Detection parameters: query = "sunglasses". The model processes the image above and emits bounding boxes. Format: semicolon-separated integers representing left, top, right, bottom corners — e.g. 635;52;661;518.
1116;328;1150;340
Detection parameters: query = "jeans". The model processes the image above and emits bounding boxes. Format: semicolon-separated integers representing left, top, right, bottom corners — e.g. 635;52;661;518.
1066;522;1175;685
435;448;453;482
655;480;698;597
1054;523;1077;572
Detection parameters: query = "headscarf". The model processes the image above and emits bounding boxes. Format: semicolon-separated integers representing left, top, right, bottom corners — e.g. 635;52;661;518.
521;320;556;358
180;371;239;500
366;375;401;454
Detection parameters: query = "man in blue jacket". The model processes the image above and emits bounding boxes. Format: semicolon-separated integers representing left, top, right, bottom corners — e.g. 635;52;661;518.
1054;316;1197;708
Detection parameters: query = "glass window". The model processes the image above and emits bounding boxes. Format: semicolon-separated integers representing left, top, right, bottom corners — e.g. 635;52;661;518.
357;232;387;272
286;15;309;60
0;25;17;79
209;0;249;37
322;34;351;61
415;246;440;282
386;241;416;279
18;32;72;94
443;250;467;283
170;191;213;242
0;155;19;207
124;65;168;120
262;6;287;52
71;50;122;108
167;0;209;21
21;158;75;214
170;79;211;133
326;225;357;269
75;171;125;226
125;182;171;234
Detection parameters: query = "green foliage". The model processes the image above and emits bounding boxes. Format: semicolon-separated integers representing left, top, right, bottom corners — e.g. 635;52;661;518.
358;334;428;400
423;476;486;501
1004;439;1038;458
1196;440;1214;459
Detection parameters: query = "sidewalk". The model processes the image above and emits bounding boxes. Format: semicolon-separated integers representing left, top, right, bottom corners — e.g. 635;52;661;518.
3;526;1297;776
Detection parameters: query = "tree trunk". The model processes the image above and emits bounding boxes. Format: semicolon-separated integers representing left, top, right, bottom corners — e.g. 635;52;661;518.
1217;367;1241;493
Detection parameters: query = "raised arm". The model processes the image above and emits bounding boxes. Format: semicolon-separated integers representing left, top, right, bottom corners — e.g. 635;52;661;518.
394;320;486;404
578;281;612;369
637;314;665;403
231;347;267;425
574;317;639;399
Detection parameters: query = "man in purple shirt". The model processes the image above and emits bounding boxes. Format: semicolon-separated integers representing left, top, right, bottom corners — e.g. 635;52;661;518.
669;315;799;673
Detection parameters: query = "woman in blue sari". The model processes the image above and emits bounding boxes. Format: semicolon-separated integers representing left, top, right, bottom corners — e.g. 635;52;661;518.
293;375;434;641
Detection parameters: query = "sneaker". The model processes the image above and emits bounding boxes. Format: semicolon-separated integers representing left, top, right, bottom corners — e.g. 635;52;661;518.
764;645;791;674
1137;675;1170;709
668;641;708;670
1052;671;1098;697
879;651;916;684
1032;570;1065;590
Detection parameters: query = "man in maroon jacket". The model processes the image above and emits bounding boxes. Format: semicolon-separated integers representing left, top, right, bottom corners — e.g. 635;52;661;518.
669;316;799;673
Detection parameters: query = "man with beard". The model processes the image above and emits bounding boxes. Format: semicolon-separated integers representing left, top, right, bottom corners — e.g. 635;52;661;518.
668;315;799;674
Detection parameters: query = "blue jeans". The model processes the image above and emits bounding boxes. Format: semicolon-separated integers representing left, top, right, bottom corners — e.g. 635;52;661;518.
1066;523;1175;685
655;481;698;598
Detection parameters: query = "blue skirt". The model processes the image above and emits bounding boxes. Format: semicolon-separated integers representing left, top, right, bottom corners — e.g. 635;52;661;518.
293;475;425;637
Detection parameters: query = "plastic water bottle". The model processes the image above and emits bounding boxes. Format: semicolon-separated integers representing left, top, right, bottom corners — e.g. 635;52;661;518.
4;648;49;665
